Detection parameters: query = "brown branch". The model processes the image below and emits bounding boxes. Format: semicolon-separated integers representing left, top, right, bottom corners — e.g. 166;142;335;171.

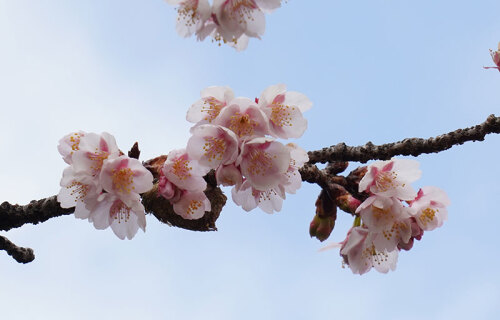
0;196;74;232
0;235;35;263
307;114;500;164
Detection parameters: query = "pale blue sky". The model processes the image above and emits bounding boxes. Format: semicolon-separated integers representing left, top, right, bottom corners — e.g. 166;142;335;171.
1;1;500;319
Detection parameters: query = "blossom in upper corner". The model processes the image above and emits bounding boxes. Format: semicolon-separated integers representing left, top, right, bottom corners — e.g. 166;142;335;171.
484;42;500;71
258;84;312;139
409;186;450;231
166;0;283;50
166;0;211;37
358;158;421;200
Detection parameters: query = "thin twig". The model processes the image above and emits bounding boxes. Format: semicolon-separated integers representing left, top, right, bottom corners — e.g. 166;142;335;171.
307;114;500;164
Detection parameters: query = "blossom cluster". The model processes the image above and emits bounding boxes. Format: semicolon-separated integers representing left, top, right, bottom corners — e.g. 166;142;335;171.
57;132;153;240
158;84;311;217
165;0;283;51
335;159;450;275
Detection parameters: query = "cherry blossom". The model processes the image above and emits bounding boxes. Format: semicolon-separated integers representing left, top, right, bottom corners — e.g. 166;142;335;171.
90;193;147;240
339;227;398;275
215;98;270;139
231;180;285;213
258;84;312;139
186;86;235;124
172;190;211;219
356;195;410;233
410;186;450;231
162;149;210;192
99;155;154;208
57;166;99;220
358;158;421;200
166;0;211;38
186;124;239;169
71;132;121;180
237;137;290;190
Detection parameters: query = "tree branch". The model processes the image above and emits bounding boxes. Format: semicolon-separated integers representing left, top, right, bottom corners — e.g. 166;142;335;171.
0;235;35;263
307;114;500;164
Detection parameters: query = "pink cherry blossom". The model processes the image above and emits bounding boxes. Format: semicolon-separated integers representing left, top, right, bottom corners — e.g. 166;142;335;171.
99;155;154;208
258;84;312;139
237;137;290;190
339;227;398;275
212;0;266;46
356;195;410;233
410;186;450;231
162;149;209;192
215;98;270;139
158;175;183;202
358;158;421;200
231;180;285;213
71;132;121;179
57;131;86;164
57;166;99;220
90;193;147;240
186;124;239;169
172;190;211;219
186;86;235;124
166;0;211;38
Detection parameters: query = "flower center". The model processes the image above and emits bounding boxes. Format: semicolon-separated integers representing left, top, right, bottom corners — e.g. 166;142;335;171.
270;104;294;128
177;0;199;27
375;171;399;192
69;132;83;155
419;207;437;227
112;167;134;194
203;137;226;162
229;112;257;137
187;199;203;215
247;149;275;176
202;97;224;122
172;157;192;180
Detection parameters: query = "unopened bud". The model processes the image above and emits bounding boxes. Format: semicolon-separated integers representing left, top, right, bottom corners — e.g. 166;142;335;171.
309;214;336;242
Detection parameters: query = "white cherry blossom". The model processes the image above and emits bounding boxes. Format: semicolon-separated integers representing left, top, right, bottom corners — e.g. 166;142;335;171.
57;131;86;164
356;195;410;233
187;124;239;169
359;158;421;200
187;86;235;124
258;84;312;139
410;186;450;231
166;0;211;38
90;193;147;240
215;97;269;140
172;190;211;219
339;227;398;275
162;149;209;192
99;155;154;208
237;137;290;190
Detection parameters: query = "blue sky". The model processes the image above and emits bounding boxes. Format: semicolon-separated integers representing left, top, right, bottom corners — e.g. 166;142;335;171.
1;1;500;319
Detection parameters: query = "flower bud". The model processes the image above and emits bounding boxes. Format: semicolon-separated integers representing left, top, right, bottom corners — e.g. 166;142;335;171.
309;213;336;242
